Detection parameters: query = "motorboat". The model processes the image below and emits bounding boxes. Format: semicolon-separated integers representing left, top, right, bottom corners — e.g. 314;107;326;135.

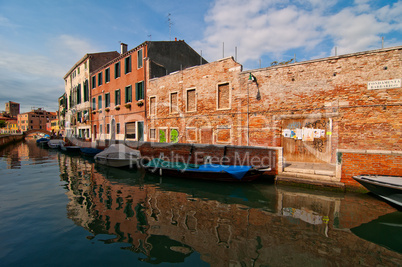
353;175;402;207
94;144;141;168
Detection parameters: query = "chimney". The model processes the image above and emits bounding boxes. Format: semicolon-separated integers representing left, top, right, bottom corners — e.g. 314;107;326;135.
120;43;127;54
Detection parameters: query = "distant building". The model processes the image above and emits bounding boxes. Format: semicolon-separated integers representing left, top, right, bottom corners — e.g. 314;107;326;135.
5;101;20;117
17;108;57;132
63;51;120;140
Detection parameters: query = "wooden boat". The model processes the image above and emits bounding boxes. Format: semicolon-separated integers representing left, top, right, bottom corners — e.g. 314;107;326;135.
47;139;65;149
79;147;103;157
144;158;270;182
353;175;402;207
60;143;81;153
94;144;141;168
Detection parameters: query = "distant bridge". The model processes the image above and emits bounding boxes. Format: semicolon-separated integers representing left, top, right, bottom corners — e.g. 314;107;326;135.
23;129;52;136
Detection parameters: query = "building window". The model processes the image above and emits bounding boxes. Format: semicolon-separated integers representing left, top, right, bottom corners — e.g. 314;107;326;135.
106;124;110;134
149;96;156;116
135;81;144;100
114;62;120;79
170;129;179;143
116;123;120;134
76;84;81;105
125;56;131;74
91;76;96;89
105;68;110;83
85;62;87;69
149;128;156;139
170;92;178;114
186;88;196;112
92;97;96;109
100;124;103;134
137;49;143;69
217;83;230;110
83;80;89;102
115;89;121;106
98;72;103;86
105;93;110;108
77;67;80;74
98;95;102;109
125;122;136;139
125;85;132;103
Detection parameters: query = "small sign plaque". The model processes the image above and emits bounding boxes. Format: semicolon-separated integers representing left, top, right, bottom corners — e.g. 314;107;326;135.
367;79;401;90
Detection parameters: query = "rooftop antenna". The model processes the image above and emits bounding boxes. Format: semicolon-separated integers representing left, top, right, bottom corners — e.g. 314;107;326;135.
148;34;152;41
167;13;173;41
382;36;384;49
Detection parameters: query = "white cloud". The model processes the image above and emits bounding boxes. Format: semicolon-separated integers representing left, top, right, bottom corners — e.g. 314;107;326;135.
194;0;402;68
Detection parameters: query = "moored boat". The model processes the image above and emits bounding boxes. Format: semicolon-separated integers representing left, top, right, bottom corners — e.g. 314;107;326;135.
144;158;270;182
47;139;65;149
60;143;81;153
353;175;402;207
36;137;49;144
94;144;141;168
80;147;103;157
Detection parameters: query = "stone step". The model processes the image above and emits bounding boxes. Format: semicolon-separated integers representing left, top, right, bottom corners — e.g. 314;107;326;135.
279;171;338;182
276;174;345;190
284;167;335;176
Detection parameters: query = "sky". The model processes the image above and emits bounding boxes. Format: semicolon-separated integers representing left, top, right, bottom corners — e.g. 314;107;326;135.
0;0;401;113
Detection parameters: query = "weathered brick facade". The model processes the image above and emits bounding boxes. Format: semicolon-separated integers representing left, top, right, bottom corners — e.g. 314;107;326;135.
146;46;402;186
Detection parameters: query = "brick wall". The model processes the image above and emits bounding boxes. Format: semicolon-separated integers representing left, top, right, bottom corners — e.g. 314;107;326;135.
339;151;402;188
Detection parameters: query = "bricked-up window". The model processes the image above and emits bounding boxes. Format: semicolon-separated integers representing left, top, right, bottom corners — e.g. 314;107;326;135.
115;89;121;106
217;83;230;110
105;93;110;108
186;88;196;112
125;122;136;139
149;128;156;139
149;96;156;116
170;92;178;113
125;56;131;74
91;76;96;89
105;68;110;83
135;81;144;100
114;62;120;79
137;49;143;69
98;72;103;86
98;95;102;109
125;85;132;103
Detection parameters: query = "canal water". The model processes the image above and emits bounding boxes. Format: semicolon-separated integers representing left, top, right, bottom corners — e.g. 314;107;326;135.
1;140;401;266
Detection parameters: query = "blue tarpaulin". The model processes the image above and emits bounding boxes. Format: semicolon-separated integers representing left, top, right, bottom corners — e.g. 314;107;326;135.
191;164;253;180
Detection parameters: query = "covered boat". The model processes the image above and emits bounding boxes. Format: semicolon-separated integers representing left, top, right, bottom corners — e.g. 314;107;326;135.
144;158;270;182
60;143;81;153
353;175;402;207
47;139;65;149
94;144;141;168
36;137;49;144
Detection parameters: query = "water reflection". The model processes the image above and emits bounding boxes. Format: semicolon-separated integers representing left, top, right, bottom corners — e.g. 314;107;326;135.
56;151;402;266
1;141;401;266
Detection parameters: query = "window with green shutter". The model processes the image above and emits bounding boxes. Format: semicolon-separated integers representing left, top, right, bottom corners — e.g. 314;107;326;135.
115;62;120;79
98;95;102;109
115;89;121;106
105;68;110;83
125;56;131;74
125;85;132;103
135;81;144;100
137;49;143;69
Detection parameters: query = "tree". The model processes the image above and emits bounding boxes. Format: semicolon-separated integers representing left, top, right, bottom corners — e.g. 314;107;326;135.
0;120;6;128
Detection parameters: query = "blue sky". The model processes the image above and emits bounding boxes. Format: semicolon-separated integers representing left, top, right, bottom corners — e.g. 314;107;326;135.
1;0;401;113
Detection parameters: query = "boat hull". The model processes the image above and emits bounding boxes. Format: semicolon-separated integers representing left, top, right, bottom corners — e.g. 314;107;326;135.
145;166;262;182
80;147;103;156
95;157;139;168
353;175;402;207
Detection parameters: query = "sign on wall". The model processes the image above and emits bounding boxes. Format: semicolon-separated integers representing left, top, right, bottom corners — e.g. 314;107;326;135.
367;79;401;90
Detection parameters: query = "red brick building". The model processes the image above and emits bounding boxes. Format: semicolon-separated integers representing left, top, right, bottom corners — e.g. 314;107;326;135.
146;46;402;187
17;108;57;132
90;40;206;144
